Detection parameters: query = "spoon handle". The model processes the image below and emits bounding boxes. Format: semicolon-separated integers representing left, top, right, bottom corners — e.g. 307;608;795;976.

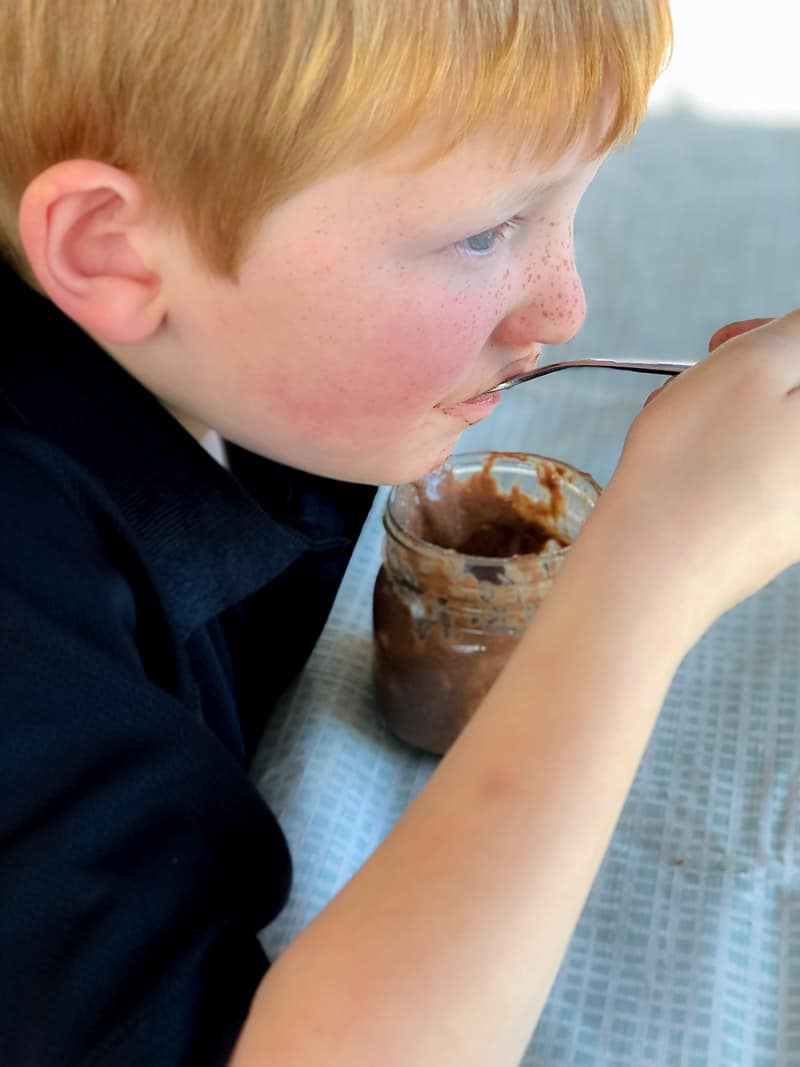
490;357;696;393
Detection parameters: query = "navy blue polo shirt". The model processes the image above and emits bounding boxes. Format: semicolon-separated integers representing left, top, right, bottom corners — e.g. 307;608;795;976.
0;259;375;1065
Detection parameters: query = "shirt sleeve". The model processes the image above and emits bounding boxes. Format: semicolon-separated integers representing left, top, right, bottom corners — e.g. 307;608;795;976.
0;432;290;1067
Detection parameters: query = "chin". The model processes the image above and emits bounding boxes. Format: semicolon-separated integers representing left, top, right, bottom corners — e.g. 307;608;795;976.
269;427;462;488
381;440;459;487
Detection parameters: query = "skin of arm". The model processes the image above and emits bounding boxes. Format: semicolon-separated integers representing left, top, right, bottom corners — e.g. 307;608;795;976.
230;312;800;1066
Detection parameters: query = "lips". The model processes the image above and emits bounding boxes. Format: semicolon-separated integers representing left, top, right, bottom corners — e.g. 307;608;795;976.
462;352;542;404
436;390;501;426
436;351;541;425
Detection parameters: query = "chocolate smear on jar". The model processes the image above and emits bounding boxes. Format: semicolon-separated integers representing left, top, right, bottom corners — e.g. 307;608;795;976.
373;452;599;754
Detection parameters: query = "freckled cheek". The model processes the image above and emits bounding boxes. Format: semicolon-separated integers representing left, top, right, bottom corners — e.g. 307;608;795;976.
231;262;495;437
331;293;496;416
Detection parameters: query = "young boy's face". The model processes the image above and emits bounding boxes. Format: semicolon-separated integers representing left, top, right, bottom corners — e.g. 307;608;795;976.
142;118;606;485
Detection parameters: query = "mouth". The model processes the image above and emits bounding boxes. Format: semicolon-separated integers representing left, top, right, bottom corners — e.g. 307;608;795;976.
436;352;541;425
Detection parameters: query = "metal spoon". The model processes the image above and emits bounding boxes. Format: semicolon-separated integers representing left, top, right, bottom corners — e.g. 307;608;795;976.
486;356;696;394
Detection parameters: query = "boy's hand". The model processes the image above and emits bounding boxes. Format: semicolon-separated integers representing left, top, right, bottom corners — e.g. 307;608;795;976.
596;311;800;641
644;318;775;407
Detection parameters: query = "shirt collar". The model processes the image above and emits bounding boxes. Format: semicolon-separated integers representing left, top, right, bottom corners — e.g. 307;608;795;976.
0;259;311;638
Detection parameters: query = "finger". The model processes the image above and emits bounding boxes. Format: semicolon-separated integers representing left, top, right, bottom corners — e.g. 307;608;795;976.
644;381;670;407
712;310;800;394
709;318;774;352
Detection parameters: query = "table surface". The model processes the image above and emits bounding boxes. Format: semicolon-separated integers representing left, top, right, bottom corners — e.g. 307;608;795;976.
251;105;800;1066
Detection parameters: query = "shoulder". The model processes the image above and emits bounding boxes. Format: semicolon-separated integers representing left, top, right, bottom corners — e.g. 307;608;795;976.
0;419;144;671
0;416;116;535
0;428;290;1067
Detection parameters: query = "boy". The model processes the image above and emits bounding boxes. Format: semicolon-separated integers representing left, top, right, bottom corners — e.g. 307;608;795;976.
2;2;799;1064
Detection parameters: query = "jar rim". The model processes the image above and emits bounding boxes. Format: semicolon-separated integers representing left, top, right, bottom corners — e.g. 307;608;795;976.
383;451;601;564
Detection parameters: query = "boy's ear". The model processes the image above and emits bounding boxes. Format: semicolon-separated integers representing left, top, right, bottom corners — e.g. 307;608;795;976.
18;160;166;345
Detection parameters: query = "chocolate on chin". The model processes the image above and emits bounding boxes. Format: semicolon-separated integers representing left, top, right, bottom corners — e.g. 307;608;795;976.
372;452;599;754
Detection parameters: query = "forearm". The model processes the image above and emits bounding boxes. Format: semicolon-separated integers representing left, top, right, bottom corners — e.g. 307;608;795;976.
231;506;694;1066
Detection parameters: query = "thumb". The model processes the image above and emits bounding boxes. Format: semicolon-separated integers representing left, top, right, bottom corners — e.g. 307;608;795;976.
709;318;774;352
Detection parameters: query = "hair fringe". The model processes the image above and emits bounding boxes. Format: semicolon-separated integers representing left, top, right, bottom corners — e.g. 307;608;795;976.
0;0;672;280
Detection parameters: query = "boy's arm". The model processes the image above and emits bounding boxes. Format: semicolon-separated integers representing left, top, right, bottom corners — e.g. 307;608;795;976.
231;312;800;1067
233;533;683;1066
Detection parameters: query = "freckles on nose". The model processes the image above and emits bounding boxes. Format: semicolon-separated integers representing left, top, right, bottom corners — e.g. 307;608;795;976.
534;232;586;323
539;274;586;329
502;283;584;341
494;246;585;346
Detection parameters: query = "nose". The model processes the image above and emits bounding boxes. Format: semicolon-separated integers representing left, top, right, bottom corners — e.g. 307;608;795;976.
490;236;587;350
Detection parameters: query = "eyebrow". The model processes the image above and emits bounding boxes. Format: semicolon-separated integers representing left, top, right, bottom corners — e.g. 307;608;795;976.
486;176;562;215
450;175;565;236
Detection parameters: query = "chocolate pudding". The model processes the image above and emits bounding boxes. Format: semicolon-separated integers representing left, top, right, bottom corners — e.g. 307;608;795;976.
372;452;599;754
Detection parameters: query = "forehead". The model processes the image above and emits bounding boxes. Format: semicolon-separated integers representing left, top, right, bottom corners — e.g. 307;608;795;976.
248;87;613;256
353;117;607;227
358;79;616;202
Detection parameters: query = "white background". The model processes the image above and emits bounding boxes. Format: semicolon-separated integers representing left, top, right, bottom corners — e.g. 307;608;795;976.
651;0;800;123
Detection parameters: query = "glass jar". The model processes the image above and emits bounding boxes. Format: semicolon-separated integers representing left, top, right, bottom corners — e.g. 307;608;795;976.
372;451;600;754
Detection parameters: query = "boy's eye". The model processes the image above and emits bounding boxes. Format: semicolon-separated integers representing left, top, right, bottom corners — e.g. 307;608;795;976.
460;228;502;254
454;217;522;258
